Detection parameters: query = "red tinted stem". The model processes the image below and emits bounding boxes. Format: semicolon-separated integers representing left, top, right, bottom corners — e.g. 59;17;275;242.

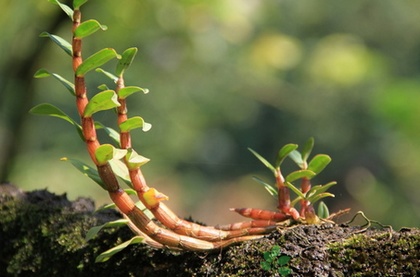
299;177;311;217
275;168;290;212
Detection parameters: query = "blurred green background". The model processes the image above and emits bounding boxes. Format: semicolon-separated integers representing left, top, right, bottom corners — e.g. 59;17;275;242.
1;0;419;228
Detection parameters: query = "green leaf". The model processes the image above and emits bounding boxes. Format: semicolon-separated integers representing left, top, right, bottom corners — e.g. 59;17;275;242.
73;0;88;9
76;48;120;77
252;176;278;197
248;148;276;174
74;19;107;39
278;255;291;266
285;181;305;199
126;149;150;170
263;252;270;261
48;0;73;19
285;170;316;183
95;144;127;165
94;144;114;165
95;236;144;263
260;261;271;271
30;103;77;126
116;47;138;76
317;201;330;219
118;86;149;99
278;267;292;276
85;219;129;241
301;137;314;162
97;84;110;91
271;245;281;255
125;188;137;195
95;122;120;145
109;159;132;186
308;154;331;175
39;32;72;56
275;144;298;168
83;90;120;117
96;68;118;82
119;116;152;132
288;150;305;169
307;192;335;205
34;69;75;95
307;181;337;198
29;103;83;139
61;157;105;189
96;202;116;212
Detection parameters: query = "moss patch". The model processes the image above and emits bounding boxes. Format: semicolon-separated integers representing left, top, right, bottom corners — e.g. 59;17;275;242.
327;229;420;276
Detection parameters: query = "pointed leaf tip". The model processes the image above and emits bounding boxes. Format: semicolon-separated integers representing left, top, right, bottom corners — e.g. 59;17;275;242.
39;32;72;56
85;219;129;241
96;68;118;82
62;157;105;189
248;148;276;174
33;69;75;95
301;137;315;162
252;176;278;198
29;103;79;127
48;0;73;19
95;236;144;263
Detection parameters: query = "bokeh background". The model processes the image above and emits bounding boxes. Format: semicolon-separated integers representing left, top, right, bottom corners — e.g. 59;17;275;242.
1;0;420;228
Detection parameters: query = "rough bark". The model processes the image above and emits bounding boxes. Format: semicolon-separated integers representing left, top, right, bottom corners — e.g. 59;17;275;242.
1;183;419;277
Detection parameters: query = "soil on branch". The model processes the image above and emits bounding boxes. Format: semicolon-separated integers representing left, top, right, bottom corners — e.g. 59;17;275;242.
1;183;419;276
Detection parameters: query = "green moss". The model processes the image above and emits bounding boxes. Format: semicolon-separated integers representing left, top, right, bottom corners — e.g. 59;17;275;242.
327;230;420;276
0;190;132;276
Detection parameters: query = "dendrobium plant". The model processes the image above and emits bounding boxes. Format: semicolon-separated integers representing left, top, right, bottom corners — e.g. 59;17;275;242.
31;0;336;256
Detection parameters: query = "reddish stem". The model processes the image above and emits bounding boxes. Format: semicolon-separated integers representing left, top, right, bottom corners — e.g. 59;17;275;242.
114;76;150;195
299;177;311;217
72;9;99;164
72;8;120;196
275;168;290;212
72;10;82;72
275;168;300;220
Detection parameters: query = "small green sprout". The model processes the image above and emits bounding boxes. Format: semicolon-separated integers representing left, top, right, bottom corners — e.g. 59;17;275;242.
260;245;292;276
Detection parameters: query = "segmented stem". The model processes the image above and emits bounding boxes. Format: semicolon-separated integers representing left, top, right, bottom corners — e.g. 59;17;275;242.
70;7;276;251
114;74;275;241
299;177;311;217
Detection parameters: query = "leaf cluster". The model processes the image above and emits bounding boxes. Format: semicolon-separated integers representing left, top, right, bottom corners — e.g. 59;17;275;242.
260;245;292;276
250;137;336;210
